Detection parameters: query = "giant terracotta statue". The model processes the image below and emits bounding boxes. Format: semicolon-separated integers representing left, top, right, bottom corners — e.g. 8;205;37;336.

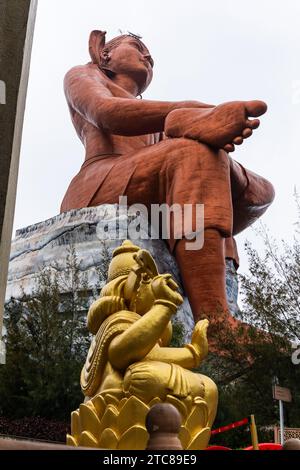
61;30;274;321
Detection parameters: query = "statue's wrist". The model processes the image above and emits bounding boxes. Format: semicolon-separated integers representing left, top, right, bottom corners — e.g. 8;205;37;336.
153;299;178;315
185;343;200;368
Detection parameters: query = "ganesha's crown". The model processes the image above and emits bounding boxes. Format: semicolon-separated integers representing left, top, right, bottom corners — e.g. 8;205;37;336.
107;240;141;282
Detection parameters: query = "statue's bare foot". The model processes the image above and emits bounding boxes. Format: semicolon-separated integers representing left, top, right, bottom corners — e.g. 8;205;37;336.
220;101;267;152
165;100;267;152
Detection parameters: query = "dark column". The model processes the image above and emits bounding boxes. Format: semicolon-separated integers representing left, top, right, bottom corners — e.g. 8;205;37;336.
0;0;38;363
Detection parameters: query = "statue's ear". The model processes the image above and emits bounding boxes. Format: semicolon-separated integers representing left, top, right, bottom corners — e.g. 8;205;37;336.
89;30;106;65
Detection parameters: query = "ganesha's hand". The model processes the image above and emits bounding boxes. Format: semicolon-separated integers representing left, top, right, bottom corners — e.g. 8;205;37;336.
133;249;159;279
151;274;183;313
187;319;209;367
124;250;159;301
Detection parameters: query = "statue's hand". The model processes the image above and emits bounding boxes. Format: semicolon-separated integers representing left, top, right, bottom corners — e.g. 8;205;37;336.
133;250;159;278
124;250;159;302
151;274;183;309
190;319;209;365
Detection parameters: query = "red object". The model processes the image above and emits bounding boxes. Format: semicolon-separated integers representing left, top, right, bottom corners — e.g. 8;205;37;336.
244;443;283;451
206;445;232;450
211;417;249;435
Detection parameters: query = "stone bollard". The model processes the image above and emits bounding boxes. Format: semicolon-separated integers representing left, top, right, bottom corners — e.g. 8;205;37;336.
145;403;183;450
282;438;300;450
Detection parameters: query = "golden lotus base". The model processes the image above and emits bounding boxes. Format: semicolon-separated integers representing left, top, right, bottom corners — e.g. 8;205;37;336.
67;392;211;450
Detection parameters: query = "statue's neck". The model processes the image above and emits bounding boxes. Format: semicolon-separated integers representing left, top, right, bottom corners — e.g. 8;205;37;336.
110;73;140;97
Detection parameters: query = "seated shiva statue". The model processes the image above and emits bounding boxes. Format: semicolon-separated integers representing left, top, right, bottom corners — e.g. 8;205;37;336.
68;240;218;450
61;30;274;322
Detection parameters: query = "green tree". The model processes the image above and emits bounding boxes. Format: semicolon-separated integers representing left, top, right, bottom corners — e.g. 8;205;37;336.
0;246;91;421
170;320;186;347
206;196;300;448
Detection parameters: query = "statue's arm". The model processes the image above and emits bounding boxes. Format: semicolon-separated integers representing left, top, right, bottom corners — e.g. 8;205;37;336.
145;345;197;370
64;65;214;136
108;304;175;370
146;318;209;369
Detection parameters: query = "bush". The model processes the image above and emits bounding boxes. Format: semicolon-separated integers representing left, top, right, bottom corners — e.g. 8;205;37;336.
0;416;69;443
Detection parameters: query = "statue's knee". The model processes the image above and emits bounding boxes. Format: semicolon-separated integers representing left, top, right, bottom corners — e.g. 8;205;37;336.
165;138;217;165
205;378;218;407
167;137;204;152
123;362;167;401
201;376;218;424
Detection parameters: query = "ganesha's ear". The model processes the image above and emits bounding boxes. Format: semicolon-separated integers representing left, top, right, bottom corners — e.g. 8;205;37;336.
89;30;106;65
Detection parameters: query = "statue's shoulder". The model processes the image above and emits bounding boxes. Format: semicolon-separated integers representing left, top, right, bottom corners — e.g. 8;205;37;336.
64;63;109;88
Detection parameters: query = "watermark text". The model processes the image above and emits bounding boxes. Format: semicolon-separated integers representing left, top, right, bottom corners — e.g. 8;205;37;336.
96;197;205;250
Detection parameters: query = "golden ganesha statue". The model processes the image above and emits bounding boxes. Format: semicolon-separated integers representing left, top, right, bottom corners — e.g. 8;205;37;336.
67;240;218;450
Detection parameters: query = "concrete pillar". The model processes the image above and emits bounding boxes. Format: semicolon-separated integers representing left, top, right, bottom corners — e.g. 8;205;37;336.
0;0;38;363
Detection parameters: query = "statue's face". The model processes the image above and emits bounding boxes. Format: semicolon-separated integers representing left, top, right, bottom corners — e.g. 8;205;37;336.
103;37;154;94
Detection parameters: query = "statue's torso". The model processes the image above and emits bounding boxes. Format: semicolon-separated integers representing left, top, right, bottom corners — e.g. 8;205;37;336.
67;64;160;161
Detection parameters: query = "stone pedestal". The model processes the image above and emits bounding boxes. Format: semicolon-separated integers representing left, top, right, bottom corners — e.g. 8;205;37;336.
6;205;240;341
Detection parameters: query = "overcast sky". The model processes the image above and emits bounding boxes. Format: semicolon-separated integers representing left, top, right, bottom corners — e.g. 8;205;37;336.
14;0;300;273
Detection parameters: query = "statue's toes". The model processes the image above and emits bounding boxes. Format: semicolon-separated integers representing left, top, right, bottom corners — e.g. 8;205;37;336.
242;128;253;138
223;143;235;153
246;118;260;130
233;136;243;145
245;100;267;117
